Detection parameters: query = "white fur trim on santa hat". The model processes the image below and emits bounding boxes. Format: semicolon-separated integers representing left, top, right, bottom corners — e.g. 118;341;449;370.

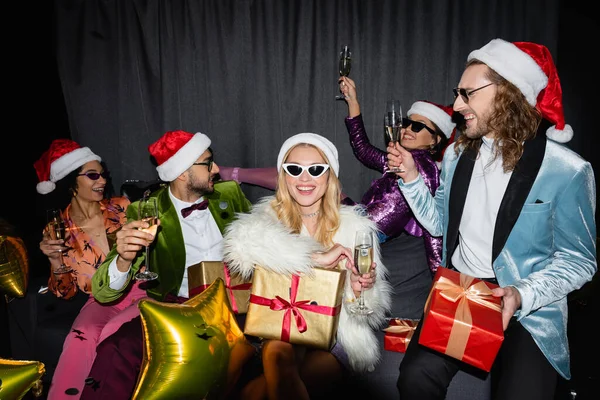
468;38;548;106
547;123;573;143
36;181;56;195
50;147;101;182
156;132;211;181
36;147;101;194
408;102;455;138
277;133;339;176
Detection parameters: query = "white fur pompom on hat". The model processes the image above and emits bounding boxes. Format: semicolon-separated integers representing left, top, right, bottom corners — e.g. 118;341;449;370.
276;133;340;176
468;38;572;143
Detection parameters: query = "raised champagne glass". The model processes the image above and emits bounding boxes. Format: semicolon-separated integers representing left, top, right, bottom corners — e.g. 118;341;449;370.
46;208;73;274
385;100;404;173
135;197;159;281
335;45;352;100
350;230;374;315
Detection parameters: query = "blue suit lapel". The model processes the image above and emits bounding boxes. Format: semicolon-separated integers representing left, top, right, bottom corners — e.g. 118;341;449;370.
492;128;547;261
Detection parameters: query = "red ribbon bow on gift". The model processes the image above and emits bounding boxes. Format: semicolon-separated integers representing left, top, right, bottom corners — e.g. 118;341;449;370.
249;274;340;342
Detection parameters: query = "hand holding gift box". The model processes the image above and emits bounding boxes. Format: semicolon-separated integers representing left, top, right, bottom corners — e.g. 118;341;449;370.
418;267;504;371
188;261;252;314
244;266;346;350
383;318;419;353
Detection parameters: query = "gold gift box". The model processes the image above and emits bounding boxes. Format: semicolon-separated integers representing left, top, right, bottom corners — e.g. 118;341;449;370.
188;261;252;314
244;266;346;350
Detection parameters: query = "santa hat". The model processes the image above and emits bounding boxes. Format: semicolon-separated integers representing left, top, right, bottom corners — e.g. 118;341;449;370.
277;133;340;176
34;139;102;194
468;38;573;143
407;101;456;138
149;130;212;181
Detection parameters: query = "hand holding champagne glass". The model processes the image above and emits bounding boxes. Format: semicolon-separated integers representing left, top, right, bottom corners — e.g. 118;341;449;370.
335;45;352;100
350;230;374;315
46;208;72;274
135;197;159;281
385;100;405;173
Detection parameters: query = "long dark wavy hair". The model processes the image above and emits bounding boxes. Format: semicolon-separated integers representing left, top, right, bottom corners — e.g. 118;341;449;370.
428;124;450;162
454;60;542;172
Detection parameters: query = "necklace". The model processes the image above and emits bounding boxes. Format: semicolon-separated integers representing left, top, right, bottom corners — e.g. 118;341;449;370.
300;210;320;218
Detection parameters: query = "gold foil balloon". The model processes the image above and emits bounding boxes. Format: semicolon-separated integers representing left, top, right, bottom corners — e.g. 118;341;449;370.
0;235;29;298
133;278;253;399
0;358;45;400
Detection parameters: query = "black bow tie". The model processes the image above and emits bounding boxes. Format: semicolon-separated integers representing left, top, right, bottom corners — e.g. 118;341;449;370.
181;199;209;218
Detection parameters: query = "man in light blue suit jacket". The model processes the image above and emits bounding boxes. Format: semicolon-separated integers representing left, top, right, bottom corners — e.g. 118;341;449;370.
389;39;596;400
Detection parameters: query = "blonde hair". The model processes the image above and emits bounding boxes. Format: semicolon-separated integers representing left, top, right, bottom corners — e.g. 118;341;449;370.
270;143;341;246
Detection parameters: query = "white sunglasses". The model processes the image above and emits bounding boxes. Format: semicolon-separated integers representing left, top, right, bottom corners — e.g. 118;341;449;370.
282;163;330;178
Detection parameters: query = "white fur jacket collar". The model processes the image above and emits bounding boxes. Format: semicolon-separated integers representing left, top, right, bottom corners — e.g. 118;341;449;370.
223;197;392;372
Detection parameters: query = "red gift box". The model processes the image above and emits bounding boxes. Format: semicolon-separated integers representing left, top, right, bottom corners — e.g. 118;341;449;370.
418;267;504;371
383;319;419;353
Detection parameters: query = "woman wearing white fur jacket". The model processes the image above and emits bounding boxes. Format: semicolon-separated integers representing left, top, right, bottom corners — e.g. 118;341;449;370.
223;133;392;400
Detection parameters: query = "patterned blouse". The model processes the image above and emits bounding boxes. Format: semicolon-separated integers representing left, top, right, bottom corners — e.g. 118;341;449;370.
48;196;130;299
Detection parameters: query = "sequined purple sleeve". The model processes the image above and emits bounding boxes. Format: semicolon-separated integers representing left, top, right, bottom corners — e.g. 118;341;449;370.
345;114;386;172
423;232;442;274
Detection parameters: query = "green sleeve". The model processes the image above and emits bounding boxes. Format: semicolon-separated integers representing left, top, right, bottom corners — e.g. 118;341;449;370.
92;202;145;303
236;182;252;212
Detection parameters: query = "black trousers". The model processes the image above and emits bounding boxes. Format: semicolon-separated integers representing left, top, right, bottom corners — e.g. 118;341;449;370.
397;315;558;400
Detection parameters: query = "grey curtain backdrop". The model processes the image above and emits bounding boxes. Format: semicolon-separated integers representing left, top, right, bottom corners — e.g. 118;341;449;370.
53;0;567;204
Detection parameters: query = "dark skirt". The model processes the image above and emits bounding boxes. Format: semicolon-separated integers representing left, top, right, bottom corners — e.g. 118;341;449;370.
381;233;433;320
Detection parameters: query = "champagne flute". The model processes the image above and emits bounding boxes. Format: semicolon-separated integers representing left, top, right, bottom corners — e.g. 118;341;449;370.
335;45;352;100
46;209;73;274
385;100;405;173
350;230;374;315
135;197;159;281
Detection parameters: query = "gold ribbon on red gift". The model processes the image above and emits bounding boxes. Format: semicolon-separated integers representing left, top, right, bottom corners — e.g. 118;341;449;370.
383;319;417;350
249;274;341;342
189;263;251;313
425;273;502;361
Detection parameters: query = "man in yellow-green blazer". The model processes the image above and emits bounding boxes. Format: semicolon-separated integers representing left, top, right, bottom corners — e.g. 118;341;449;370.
82;130;251;399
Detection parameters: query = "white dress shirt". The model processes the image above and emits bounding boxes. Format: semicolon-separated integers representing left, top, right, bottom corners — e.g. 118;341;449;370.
108;187;224;297
451;136;513;278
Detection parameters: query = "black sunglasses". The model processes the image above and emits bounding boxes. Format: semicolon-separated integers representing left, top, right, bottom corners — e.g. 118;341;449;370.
452;83;494;104
402;118;436;135
78;171;109;180
282;163;330;178
192;159;214;172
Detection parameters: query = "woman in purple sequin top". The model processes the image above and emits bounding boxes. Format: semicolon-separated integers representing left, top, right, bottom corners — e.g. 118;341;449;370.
338;76;455;318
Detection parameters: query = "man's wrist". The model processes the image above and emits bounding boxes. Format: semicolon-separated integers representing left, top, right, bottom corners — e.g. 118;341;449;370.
116;255;133;272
